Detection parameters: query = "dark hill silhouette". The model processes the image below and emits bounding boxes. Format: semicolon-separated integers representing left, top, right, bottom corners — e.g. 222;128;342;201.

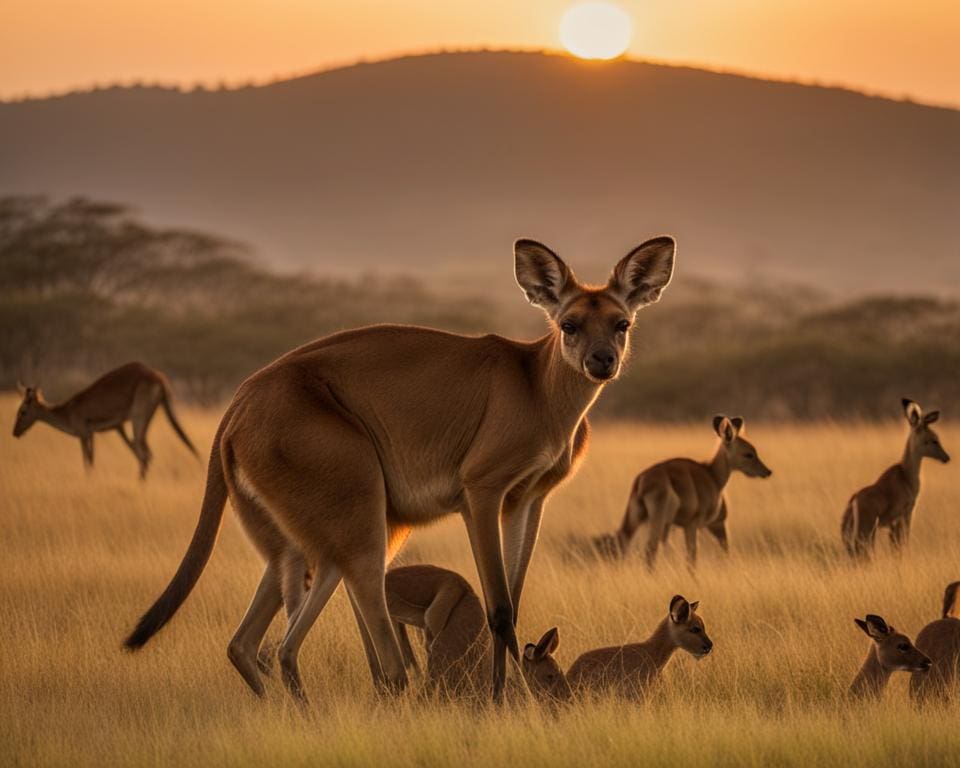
1;51;958;293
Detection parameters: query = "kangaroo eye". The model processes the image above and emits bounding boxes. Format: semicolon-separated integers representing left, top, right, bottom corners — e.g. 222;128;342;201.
897;643;909;652
690;626;701;634
560;322;577;335
744;452;755;459
615;320;630;333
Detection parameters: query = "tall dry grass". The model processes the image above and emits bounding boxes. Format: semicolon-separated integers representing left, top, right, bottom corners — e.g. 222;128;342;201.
1;395;958;767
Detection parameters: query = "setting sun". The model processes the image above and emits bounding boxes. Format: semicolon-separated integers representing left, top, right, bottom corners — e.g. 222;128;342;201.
559;2;633;60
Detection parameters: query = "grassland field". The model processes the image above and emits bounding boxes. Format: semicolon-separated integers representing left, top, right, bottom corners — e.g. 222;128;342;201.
1;395;958;767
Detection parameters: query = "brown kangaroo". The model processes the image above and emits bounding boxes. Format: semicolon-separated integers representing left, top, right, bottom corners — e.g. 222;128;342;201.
909;581;960;704
13;362;198;478
841;399;950;557
383;565;491;700
594;416;771;568
521;626;573;703
122;237;677;704
849;614;930;699
524;596;712;700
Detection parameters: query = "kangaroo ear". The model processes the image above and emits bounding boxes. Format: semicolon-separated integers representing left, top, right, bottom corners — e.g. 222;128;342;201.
942;582;959;620
714;416;735;443
670;595;690;623
862;614;891;639
854;618;870;637
730;417;744;435
923;411;940;425
523;643;538;662
515;239;574;317
902;398;922;427
688;601;700;613
17;379;27;396
608;236;676;313
535;627;560;658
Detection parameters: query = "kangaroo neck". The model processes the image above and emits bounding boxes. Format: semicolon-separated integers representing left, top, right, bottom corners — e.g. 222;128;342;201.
627;617;677;672
707;443;732;490
900;435;922;491
532;332;603;432
849;645;890;699
39;403;78;437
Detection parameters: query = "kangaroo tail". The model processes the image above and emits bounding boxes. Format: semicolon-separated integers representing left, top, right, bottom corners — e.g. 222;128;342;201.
160;382;199;458
943;581;960;619
841;500;856;556
124;427;228;649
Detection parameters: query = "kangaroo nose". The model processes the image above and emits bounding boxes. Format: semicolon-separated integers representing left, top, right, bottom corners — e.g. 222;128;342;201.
592;350;615;367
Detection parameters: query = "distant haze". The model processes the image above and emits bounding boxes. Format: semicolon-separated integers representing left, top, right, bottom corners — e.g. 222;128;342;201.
2;51;958;294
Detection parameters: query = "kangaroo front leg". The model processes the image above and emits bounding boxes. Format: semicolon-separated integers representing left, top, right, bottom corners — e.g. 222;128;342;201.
706;521;729;554
502;496;544;626
683;526;699;569
463;487;517;704
80;434;94;470
889;516;911;550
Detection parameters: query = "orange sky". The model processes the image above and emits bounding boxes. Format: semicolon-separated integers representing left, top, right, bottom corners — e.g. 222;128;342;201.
2;0;958;106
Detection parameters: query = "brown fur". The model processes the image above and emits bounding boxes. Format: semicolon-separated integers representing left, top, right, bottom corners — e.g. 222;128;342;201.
122;237;676;704
384;565;491;700
595;415;771;569
13;361;197;478
849;614;930;699
841;399;949;557
909;581;960;704
523;596;712;701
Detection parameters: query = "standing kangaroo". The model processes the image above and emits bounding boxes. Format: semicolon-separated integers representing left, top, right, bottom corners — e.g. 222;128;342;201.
909;581;960;704
841;399;950;557
594;416;771;568
523;596;712;700
849;614;930;699
383;565;491;699
123;237;676;704
13;362;198;478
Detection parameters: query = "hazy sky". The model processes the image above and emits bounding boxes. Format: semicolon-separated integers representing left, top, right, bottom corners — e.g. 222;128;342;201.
3;0;958;106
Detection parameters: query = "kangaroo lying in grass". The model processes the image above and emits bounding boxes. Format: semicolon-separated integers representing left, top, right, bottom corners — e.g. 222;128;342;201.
594;416;771;568
910;581;960;705
849;614;930;699
522;595;712;700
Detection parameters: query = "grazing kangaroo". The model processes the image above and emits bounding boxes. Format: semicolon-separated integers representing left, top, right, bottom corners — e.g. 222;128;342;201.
521;626;573;702
594;416;771;568
849;614;930;699
13;362;198;478
123;237;676;704
909;581;960;704
383;565;491;699
841;399;950;557
524;596;712;700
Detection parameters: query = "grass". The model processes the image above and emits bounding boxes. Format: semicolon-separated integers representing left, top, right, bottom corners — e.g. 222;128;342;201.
1;395;958;767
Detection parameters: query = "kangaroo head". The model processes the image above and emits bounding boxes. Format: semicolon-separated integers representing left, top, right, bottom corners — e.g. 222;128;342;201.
854;614;931;673
902;399;950;464
713;415;772;478
668;595;713;658
13;382;45;438
514;237;675;383
522;627;573;703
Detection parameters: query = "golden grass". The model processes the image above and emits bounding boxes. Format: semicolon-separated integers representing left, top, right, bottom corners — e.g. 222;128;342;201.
1;395;958;767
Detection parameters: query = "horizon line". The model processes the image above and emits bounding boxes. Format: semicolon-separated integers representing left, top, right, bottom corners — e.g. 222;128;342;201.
2;46;958;111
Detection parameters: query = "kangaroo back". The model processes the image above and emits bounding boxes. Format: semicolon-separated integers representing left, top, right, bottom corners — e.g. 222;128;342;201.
124;427;227;648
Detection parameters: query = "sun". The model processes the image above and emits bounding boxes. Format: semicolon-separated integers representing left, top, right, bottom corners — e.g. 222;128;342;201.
559;2;633;60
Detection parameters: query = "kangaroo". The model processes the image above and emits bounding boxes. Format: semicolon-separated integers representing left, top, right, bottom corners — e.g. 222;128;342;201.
594;416;771;568
841;399;950;557
122;237;677;704
849;614;931;699
909;581;960;704
525;596;712;700
383;565;491;699
13;362;198;478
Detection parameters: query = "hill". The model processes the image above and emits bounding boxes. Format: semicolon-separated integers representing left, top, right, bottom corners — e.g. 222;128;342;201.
1;51;958;294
